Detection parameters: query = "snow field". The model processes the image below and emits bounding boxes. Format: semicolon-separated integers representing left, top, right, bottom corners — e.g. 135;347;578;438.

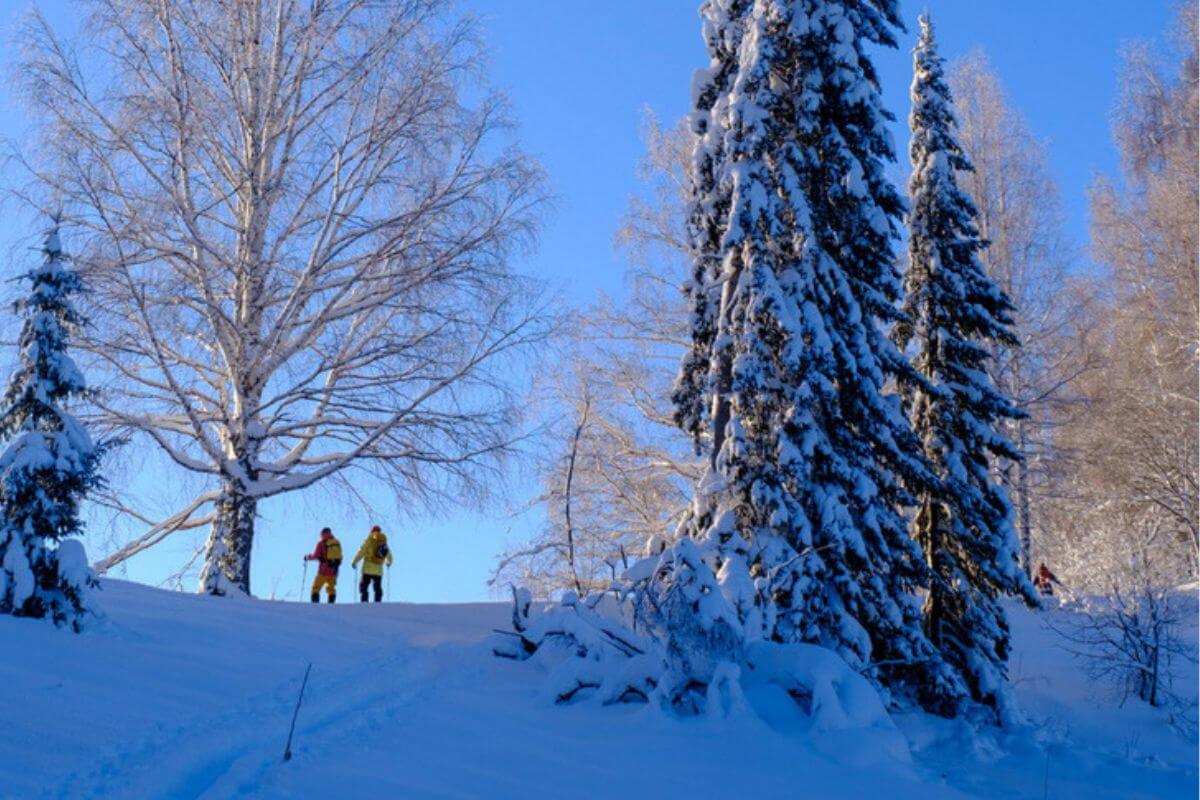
0;580;1193;799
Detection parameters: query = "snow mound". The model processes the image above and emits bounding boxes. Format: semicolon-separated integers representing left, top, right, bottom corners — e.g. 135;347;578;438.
743;641;894;733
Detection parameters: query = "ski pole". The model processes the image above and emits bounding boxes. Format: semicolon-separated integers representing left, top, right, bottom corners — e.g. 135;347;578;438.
301;560;308;602
282;662;312;762
387;565;392;602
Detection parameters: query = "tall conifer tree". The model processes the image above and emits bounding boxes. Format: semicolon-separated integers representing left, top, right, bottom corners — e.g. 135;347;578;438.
673;0;953;701
0;225;101;631
896;16;1038;716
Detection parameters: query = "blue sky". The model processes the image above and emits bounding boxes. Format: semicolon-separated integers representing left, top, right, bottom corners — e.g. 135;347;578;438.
0;0;1178;602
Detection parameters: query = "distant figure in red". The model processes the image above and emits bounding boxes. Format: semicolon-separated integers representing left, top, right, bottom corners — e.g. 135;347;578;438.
304;528;343;603
1034;562;1061;597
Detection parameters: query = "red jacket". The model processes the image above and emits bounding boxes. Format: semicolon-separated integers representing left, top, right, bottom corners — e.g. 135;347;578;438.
306;533;341;577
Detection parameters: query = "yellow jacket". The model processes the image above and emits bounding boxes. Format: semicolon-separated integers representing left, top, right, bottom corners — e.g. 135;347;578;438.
352;531;393;576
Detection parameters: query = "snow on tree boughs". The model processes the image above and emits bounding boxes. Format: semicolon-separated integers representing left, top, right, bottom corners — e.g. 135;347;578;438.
670;0;949;703
895;15;1039;719
0;225;104;631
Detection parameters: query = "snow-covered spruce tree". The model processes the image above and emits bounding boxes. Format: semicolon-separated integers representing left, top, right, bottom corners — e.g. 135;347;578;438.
894;16;1039;717
498;0;961;716
0;226;102;631
671;0;960;702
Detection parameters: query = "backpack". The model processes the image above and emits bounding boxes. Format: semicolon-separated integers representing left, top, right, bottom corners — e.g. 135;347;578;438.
374;542;389;560
323;539;343;569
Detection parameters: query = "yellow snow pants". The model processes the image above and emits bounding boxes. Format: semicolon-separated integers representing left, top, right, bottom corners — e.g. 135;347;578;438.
311;574;337;599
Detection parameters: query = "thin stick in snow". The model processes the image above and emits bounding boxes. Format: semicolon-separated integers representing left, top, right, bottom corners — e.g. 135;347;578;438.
282;663;312;763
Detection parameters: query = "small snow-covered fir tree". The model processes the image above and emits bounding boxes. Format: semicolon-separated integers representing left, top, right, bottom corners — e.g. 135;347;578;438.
671;0;954;701
894;16;1039;717
0;225;102;631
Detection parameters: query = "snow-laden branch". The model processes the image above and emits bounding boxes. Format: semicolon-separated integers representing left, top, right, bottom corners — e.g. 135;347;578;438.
91;491;220;574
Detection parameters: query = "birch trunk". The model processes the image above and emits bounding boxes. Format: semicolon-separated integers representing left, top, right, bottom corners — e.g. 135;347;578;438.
198;485;258;595
1015;421;1033;577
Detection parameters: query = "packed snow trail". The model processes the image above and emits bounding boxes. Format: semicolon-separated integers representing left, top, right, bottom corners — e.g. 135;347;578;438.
0;580;1193;799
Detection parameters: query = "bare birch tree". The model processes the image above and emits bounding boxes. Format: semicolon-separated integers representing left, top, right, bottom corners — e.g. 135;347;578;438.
1048;4;1198;583
949;54;1095;576
1088;2;1198;552
17;0;547;595
491;363;687;598
492;116;700;596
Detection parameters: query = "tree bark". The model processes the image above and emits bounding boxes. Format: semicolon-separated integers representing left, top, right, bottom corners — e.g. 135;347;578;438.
198;423;262;596
562;395;589;597
197;483;257;596
1016;421;1033;578
919;497;945;649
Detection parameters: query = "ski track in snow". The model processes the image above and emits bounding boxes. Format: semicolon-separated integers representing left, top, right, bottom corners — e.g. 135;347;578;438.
54;647;437;799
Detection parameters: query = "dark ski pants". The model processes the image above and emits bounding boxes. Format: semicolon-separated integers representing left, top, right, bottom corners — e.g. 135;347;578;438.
360;573;383;603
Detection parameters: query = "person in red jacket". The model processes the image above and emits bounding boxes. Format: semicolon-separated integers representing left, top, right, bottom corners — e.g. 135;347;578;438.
304;528;343;603
1034;562;1062;597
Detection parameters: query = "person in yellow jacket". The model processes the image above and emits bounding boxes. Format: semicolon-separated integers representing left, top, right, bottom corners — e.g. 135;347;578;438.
352;525;393;602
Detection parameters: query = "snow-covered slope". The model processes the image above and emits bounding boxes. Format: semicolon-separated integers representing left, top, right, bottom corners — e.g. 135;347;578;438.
1;580;1194;799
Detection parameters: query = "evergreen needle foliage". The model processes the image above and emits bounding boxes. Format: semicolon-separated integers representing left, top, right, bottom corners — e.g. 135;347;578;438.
896;15;1039;717
0;225;104;631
